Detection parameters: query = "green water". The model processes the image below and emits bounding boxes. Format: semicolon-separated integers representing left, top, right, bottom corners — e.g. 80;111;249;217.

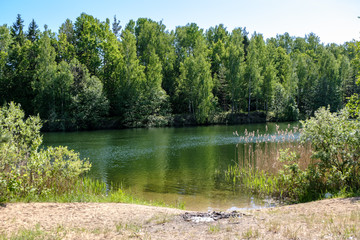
42;122;295;211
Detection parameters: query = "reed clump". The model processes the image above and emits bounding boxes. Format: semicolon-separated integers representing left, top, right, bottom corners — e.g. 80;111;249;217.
227;107;360;203
234;124;312;173
226;123;313;201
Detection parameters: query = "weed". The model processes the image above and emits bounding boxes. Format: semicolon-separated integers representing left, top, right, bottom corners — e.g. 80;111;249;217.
208;224;220;233
267;220;281;233
115;222;142;234
283;226;301;240
242;227;260;239
175;200;186;210
0;224;63;240
145;214;174;225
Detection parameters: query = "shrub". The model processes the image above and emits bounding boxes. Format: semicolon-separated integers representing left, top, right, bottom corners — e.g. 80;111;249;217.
277;106;360;201
300;106;360;193
0;102;91;202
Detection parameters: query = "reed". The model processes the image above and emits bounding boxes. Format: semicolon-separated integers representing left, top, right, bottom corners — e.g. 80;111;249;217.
226;124;313;200
234;124;312;173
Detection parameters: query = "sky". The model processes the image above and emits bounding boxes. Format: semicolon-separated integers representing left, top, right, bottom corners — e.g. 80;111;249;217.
0;0;359;45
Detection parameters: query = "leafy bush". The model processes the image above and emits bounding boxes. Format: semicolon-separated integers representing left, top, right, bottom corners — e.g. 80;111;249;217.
0;102;91;202
301;107;360;192
278;106;360;202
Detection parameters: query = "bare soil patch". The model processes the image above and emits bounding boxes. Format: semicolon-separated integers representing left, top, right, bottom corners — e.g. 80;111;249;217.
1;197;359;239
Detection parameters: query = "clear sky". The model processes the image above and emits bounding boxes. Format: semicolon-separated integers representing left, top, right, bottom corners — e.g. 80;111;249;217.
1;0;359;44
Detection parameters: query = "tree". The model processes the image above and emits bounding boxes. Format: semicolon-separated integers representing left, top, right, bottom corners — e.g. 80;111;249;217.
275;32;294;54
177;37;214;123
27;19;39;42
206;24;229;111
6;18;35;114
246;33;265;113
134;18;175;100
293;52;318;116
262;44;277;113
56;32;75;63
314;48;341;111
115;28;146;124
0;25;12;105
112;15;122;38
68;59;109;129
73;13;104;75
32;30;58;119
10;14;25;46
59;19;75;45
225;28;246;112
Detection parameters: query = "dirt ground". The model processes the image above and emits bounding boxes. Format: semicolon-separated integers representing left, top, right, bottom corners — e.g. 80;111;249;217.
1;197;360;239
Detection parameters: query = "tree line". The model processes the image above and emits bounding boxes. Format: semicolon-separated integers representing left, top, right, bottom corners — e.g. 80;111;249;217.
0;13;359;130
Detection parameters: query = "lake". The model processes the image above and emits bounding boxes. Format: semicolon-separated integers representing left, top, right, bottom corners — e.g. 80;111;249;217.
42;122;296;211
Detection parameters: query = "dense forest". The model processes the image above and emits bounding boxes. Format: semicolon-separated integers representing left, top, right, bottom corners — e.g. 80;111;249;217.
1;13;359;130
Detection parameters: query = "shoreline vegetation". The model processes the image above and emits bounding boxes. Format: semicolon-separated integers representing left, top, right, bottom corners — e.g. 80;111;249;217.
0;102;184;209
1;102;360;205
41;110;269;131
225;106;360;204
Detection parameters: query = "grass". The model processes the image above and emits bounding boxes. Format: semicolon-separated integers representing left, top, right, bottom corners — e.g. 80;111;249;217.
115;222;142;233
145;213;175;225
208;224;221;233
225;164;281;197
0;224;62;240
5;177;184;210
242;227;260;239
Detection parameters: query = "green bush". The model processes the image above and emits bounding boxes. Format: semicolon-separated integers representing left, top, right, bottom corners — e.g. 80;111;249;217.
301;107;360;192
278;106;360;202
0;102;91;202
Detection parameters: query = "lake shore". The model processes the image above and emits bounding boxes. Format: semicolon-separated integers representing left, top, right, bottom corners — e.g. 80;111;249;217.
41;111;269;131
1;197;359;239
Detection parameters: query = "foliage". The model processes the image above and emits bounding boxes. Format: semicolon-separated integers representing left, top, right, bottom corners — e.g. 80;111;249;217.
68;59;109;130
300;107;360;192
0;14;358;129
227;109;360;202
277;148;310;201
0;102;91;202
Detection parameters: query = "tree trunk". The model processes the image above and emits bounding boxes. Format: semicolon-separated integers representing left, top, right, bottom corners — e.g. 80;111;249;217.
248;77;251;114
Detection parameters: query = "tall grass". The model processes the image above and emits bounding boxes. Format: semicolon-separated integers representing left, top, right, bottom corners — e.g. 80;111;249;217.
235;124;312;172
226;124;313;200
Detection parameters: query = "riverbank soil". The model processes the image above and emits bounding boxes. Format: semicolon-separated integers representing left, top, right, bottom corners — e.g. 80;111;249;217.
1;197;359;239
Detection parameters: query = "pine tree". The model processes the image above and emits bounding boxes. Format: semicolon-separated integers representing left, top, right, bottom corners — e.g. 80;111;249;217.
27;19;39;42
11;14;25;46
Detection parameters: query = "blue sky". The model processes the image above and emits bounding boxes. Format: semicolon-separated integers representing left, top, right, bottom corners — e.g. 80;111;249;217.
1;0;359;44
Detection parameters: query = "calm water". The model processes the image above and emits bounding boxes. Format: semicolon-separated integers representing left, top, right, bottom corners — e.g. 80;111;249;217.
42;122;295;211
